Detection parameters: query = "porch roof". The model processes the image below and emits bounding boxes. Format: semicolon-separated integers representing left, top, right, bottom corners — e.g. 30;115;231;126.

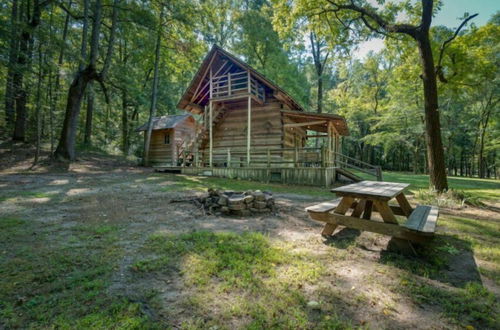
281;110;349;136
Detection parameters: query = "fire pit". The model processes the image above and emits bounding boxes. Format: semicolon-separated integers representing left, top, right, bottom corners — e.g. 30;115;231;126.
200;188;276;216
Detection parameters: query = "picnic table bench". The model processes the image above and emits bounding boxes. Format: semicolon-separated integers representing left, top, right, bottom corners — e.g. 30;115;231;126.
306;181;439;253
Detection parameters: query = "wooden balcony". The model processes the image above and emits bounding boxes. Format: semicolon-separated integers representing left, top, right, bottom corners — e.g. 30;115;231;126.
210;71;265;103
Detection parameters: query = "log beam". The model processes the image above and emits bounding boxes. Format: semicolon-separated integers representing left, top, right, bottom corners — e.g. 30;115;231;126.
284;120;326;128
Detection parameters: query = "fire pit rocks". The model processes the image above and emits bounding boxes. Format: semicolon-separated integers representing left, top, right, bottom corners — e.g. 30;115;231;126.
201;188;276;216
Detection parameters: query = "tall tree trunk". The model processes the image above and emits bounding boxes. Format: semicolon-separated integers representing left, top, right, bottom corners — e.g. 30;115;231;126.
12;30;29;141
4;0;19;126
121;91;130;154
34;39;43;165
55;69;94;160
12;0;51;141
416;31;448;191
144;7;164;166
83;83;94;146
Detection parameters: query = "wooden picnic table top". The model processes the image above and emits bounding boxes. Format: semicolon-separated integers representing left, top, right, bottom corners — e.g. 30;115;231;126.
331;180;410;200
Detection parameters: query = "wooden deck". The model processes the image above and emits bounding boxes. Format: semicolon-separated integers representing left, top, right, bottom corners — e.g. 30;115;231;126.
179;166;338;187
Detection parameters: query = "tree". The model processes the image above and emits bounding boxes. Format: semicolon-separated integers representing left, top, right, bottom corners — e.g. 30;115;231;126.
54;0;119;160
143;5;164;166
276;0;480;192
309;32;330;114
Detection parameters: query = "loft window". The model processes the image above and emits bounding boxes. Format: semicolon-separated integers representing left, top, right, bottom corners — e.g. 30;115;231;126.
164;133;170;144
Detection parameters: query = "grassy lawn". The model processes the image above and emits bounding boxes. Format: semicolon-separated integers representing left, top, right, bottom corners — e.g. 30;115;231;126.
154;170;500;203
381;172;500;201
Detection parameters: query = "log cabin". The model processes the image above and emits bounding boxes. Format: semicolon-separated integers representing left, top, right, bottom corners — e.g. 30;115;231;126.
136;114;196;166
145;45;381;185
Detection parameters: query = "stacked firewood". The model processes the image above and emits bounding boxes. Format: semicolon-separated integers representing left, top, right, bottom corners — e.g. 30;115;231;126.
200;188;276;216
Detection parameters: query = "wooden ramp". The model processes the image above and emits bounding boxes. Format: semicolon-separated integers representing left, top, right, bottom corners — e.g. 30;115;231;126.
335;168;363;182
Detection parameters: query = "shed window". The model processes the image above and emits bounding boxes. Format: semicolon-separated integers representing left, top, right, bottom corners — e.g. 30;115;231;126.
164;133;170;144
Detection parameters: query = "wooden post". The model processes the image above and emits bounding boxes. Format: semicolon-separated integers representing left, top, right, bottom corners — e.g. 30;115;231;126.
267;148;271;168
294;146;298;168
228;73;231;96
195;150;199;167
327;123;333;167
246;70;252;167
227;148;231;168
321;145;326;167
247;95;251;166
209;67;213;168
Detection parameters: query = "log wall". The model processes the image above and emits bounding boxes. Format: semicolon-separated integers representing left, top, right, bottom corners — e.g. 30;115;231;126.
149;117;197;165
149;129;174;165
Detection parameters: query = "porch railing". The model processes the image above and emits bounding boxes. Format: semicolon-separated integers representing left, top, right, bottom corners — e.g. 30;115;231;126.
177;146;382;181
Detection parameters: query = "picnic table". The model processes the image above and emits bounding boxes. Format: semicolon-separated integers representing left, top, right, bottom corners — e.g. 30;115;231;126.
306;181;439;253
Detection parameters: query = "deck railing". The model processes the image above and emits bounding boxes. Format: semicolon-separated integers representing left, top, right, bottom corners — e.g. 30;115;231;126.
211;71;265;102
177;146;382;181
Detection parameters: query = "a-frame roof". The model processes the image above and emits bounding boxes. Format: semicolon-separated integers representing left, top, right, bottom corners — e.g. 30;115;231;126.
177;45;305;113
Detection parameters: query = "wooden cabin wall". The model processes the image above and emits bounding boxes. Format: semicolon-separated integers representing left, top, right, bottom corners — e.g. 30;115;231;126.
149;129;174;165
207;96;284;165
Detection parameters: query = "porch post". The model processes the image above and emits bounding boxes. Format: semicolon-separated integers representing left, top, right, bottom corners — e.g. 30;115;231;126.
247;70;252;166
327;122;333;167
247;95;251;166
209;67;213;167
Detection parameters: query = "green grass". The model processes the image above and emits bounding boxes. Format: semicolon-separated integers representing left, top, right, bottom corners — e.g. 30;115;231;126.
440;215;500;284
379;172;500;201
401;279;497;327
0;190;52;202
0;217;154;328
132;231;351;328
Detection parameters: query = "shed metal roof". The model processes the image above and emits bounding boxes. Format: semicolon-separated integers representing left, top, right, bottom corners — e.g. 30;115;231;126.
135;114;192;132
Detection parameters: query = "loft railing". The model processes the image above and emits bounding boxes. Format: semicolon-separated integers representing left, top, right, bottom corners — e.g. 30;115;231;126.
211;71;265;102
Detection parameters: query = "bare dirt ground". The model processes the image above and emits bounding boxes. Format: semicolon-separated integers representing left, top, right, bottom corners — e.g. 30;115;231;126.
1;148;498;329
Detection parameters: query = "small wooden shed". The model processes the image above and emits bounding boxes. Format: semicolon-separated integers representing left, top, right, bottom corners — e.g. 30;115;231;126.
136;114;196;166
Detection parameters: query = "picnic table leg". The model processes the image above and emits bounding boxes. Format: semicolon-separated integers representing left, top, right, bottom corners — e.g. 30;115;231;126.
373;200;416;255
322;196;354;236
362;200;373;219
396;193;413;217
351;199;366;218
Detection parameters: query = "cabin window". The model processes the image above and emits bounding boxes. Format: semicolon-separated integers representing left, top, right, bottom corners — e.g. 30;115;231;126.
164;133;170;144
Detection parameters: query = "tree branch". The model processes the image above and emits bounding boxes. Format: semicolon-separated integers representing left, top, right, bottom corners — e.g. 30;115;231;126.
436;13;478;83
99;0;119;79
325;0;418;38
